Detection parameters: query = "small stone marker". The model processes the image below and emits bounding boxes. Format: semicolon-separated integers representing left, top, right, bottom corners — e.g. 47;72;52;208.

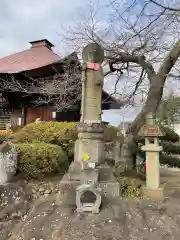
138;113;165;199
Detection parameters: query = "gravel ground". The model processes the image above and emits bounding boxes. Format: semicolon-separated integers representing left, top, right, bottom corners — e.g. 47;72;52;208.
1;169;180;240
5;193;180;240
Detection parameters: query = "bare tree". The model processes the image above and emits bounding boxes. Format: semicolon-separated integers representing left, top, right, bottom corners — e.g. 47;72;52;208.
60;0;180;134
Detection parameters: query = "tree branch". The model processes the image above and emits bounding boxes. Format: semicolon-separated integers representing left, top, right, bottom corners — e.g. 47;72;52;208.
157;40;180;82
150;0;180;12
106;52;156;80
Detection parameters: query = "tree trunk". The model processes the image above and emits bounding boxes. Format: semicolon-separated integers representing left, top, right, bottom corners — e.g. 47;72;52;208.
127;75;165;135
128;39;180;135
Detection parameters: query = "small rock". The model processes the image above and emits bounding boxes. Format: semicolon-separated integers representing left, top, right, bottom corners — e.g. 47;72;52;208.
33;193;39;199
44;189;52;195
32;189;37;194
23;214;28;220
11;212;18;218
39;187;45;193
17;211;23;217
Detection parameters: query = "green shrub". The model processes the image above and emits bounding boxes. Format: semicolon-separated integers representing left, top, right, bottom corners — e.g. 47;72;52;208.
161;141;180;155
10;122;122;153
10;121;77;143
14;142;68;179
161;125;179;142
129;125;180;168
104;125;122;142
10;121;77;157
120;182;142;198
160;153;180;168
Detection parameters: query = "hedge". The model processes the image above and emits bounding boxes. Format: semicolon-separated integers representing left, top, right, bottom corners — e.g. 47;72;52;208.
160;154;180;168
129;125;180;168
9;121;122;177
160;125;180;142
9;121;122;149
9;122;77;159
14;143;68;179
9;121;77;144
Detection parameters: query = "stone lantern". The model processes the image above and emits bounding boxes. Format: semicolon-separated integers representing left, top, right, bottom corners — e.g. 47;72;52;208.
138;113;165;199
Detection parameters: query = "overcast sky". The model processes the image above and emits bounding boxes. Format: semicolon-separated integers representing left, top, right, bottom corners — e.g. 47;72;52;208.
0;0;140;125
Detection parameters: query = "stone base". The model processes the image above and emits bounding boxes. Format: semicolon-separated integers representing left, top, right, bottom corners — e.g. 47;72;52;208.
142;186;164;200
98;164;120;198
56;163;120;205
74;137;105;165
76;184;101;214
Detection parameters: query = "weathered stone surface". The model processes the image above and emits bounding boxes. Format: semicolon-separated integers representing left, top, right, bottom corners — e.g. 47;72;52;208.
76;184;101;213
75;136;105;165
73;43;119;215
138;113;164;198
56;163;120;205
80;169;99;185
142;186;164;200
81;67;103;122
0;142;17;185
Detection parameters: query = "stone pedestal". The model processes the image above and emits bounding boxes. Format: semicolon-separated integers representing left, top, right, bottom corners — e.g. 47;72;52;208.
141;144;164;199
142;144;161;189
74;123;105;165
142;186;164;199
56;123;120;208
56;162;120;206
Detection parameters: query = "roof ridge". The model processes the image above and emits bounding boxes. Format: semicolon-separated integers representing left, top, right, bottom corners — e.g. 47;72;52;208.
0;45;60;61
0;45;61;73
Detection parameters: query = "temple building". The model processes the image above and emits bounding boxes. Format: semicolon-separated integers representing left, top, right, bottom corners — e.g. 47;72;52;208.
0;39;121;129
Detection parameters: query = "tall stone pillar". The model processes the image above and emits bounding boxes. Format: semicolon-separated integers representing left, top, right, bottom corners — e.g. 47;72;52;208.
74;43;105;167
138;113;165;199
57;43;120;211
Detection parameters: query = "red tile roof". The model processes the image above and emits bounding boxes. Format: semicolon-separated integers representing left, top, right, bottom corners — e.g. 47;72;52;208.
0;40;61;73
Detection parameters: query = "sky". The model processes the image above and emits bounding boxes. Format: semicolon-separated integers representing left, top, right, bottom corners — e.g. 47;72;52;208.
0;0;140;126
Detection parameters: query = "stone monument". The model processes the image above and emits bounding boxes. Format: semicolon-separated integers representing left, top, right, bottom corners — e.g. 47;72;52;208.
57;43;120;212
138;113;165;199
0;142;17;185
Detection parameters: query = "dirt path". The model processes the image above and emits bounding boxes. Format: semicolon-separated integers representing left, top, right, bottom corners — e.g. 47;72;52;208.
161;167;180;198
6;191;180;240
1;169;180;240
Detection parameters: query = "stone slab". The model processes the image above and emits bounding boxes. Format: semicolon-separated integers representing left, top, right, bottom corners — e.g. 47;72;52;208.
56;163;120;205
76;183;101;213
142;186;164;200
80;169;99;185
74;138;105;164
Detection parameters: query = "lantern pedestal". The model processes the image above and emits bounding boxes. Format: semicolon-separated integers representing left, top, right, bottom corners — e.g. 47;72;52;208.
141;142;164;199
142;186;164;199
